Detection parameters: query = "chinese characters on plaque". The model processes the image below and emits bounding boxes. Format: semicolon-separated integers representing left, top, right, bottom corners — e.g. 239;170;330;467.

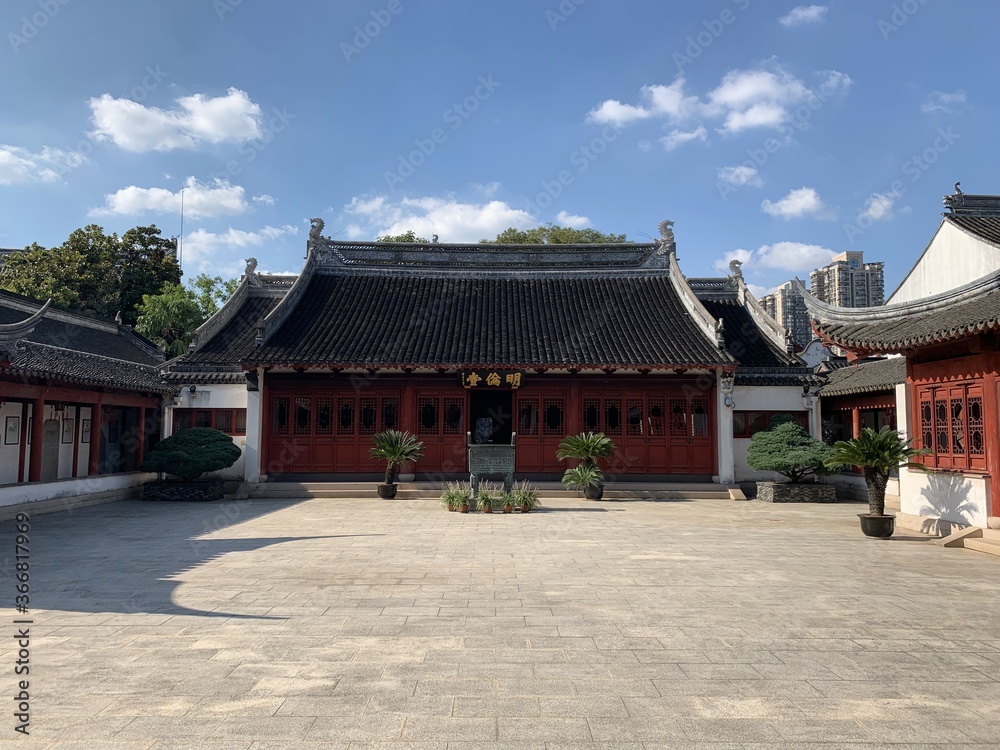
460;370;524;389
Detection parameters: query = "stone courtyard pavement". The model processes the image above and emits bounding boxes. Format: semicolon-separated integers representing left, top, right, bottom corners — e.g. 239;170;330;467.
2;494;1000;750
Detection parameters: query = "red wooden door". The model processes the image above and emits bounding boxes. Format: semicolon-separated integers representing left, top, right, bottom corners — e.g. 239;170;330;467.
415;392;466;475
515;392;565;473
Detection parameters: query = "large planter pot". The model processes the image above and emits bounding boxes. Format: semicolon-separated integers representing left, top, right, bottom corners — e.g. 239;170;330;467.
756;482;837;503
143;479;223;502
377;484;397;499
502;506;513;514
859;514;895;538
583;484;604;500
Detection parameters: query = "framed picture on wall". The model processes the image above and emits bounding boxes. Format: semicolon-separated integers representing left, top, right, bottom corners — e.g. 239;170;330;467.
62;418;75;444
4;416;19;445
81;419;91;444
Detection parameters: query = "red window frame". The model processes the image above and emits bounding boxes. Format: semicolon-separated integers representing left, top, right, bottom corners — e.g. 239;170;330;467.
915;381;986;472
173;408;247;436
733;411;809;439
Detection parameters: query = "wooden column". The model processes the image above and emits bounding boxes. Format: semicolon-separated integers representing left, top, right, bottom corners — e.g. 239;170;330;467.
136;406;146;469
400;380;417;434
71;405;81;477
983;355;1000;519
851;407;862;439
27;396;44;482
88;399;103;476
566;383;583;437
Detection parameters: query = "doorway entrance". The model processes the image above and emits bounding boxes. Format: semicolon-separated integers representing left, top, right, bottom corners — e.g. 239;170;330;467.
468;390;514;445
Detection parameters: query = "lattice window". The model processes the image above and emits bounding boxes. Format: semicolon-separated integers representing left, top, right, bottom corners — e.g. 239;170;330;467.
443;398;463;435
626;398;643;436
920;400;933;451
583;398;600;431
968;395;984;457
418;397;439;434
542;398;564;436
293;397;312;435
272;397;290;435
215;410;232;434
950;396;965;454
647;398;665;437
691;399;710;438
604;398;622;436
358;397;378;435
669;399;687;437
315;398;334;435
381;397;399;430
337;397;354;436
518;397;539;436
935;398;949;454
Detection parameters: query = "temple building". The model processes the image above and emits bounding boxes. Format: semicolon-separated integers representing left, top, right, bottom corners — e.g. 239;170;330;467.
802;187;1000;532
166;222;819;487
0;291;172;515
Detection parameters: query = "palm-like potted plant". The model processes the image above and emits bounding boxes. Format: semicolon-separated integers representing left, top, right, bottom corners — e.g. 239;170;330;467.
825;426;929;538
557;431;615;499
370;429;424;499
561;464;606;500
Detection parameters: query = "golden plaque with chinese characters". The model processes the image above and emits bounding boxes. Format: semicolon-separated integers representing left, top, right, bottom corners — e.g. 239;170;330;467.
460;370;524;389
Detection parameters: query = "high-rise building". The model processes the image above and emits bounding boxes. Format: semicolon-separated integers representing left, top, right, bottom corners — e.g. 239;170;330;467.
758;281;811;349
810;251;885;308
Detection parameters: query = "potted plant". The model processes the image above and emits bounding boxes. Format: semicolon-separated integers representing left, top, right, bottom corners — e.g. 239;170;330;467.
557;431;615;499
452;481;472;513
440;482;459;512
513;480;540;513
561;464;606;500
370;429;424;499
826;426;929;538
500;491;515;514
141;427;241;501
745;420;838;502
477;481;497;513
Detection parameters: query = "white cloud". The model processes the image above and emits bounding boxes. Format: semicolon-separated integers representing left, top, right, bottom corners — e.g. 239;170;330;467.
860;192;896;222
921;89;967;114
0;144;86;185
470;181;502;197
779;5;828;27
555;210;589;228
717;165;763;187
586;65;850;137
343;194;535;243
182;223;298;271
89;87;262;152
89;177;249;219
252;194;275;206
756;241;836;271
746;283;777;299
761;187;835;220
712;242;836;276
660;125;707;151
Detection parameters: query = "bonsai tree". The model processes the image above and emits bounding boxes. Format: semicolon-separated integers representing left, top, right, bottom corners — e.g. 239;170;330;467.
557;431;615;469
141;427;241;481
745;421;836;483
370;429;424;487
826;426;929;517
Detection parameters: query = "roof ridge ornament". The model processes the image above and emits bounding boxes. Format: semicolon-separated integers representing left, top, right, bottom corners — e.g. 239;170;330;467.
728;258;744;281
308;218;328;258
656;219;675;254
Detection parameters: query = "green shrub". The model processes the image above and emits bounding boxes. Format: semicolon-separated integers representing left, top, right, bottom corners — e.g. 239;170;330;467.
141;427;241;481
745;422;836;483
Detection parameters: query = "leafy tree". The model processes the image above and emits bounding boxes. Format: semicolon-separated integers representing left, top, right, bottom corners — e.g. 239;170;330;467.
135;284;203;357
141;427;242;480
825;426;929;516
135;275;239;356
377;230;430;243
0;224;180;324
745;422;836;483
482;224;627;244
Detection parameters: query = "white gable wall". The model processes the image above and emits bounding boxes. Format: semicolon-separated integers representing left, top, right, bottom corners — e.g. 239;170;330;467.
889;221;1000;303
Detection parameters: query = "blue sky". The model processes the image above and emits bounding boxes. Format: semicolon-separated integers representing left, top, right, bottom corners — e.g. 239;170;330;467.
2;0;997;297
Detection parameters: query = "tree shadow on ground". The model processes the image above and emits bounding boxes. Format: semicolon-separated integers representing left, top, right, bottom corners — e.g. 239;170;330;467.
2;498;381;619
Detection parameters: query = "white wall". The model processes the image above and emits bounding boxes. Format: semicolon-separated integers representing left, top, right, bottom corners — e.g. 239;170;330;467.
731;385;817;482
0;472;155;512
890;221;1000;303
0;401;23;484
163;383;249;480
899;466;990;528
